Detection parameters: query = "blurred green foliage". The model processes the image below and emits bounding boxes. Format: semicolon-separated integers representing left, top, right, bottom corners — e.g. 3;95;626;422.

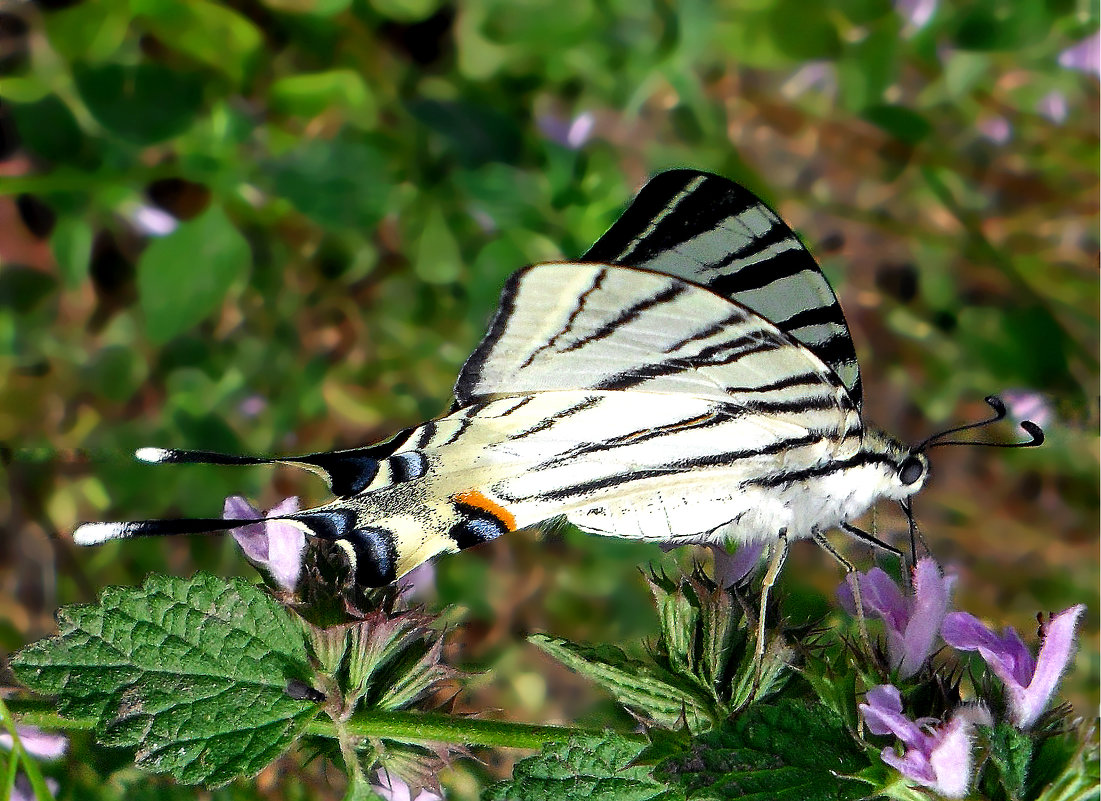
0;0;1097;798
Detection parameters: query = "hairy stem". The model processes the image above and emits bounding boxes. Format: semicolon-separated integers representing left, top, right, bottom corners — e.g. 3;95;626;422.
4;698;645;751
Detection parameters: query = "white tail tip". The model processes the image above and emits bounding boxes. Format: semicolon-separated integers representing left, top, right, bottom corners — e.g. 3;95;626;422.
135;447;172;463
72;522;130;545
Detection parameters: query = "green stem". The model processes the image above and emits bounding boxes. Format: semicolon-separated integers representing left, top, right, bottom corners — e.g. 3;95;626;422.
316;709;645;750
5;698;644;751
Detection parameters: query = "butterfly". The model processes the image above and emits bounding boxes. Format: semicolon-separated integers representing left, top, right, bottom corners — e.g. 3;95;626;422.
74;170;1042;596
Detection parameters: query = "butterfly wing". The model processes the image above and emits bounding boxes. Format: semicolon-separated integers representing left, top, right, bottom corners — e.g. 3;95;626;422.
581;170;862;407
456;262;859;423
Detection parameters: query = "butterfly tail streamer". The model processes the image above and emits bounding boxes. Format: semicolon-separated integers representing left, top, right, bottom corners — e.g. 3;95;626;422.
74;428;522;587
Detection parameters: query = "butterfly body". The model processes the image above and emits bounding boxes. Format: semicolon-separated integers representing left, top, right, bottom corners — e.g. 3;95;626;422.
74;170;944;585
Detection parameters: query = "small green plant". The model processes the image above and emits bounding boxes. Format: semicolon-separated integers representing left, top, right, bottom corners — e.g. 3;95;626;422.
3;509;1095;800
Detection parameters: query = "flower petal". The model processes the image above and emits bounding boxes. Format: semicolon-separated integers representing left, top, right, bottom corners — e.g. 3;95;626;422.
942;611;1035;688
927;715;976;798
859;568;909;633
0;725;68;760
263;519;306;593
860;685;925;748
898;559;952;678
225;495;304;592
1008;604;1085;729
710;542;765;587
880;745;936;785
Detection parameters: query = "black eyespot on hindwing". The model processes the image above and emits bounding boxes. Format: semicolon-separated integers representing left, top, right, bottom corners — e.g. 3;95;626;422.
348;526;398;587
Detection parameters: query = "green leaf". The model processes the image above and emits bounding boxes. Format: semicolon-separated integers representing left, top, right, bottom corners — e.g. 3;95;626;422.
270;70;376;125
406;99;522;167
952;1;1053;51
8;96;87;165
0;267;57;314
132;0;263;86
343;771;387;801
657;699;871;800
767;0;841;60
484;732;683;801
269;137;390;230
529;634;716;733
74;62;204;144
412;205;462;285
50;217;94;289
988;722;1035;799
861;105;932;146
1033;729;1100;801
42;0;130;63
11;573;319;786
367;0;441;23
137;204;250;344
81;345;149;403
837;18;900;112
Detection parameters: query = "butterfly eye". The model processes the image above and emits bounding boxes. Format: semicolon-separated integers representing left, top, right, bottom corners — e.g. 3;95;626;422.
898;456;925;486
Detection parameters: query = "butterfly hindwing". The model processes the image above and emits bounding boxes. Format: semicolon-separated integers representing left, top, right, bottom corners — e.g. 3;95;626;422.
289;385;858;580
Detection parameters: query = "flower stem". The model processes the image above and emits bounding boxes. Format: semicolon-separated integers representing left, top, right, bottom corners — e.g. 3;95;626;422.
313;709;646;750
4;697;644;751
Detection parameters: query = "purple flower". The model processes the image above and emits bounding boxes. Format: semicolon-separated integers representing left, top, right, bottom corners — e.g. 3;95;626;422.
224;496;306;593
838;558;954;678
0;726;66;801
537;111;594;149
372;770;442;801
659;541;765;587
942;604;1085;729
781;62;836;100
1001;389;1054;430
0;725;67;760
1037;91;1068;124
1059;32;1100;76
399;560;436;601
895;0;937;31
978;116;1012;144
12;774;59;801
709;542;765;587
861;684;992;798
128;204;178;237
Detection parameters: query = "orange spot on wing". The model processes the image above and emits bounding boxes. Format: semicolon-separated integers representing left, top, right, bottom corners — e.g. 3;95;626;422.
454;490;517;532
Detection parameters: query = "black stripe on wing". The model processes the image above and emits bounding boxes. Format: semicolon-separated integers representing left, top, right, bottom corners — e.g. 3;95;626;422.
583;169;862;408
501;430;835;504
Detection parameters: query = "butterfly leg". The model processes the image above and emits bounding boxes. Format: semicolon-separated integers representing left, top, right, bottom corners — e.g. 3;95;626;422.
753;530;789;669
814;531;872;656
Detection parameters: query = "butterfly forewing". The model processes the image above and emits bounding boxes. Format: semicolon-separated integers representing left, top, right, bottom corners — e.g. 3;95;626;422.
582;170;862;407
456;263;858;419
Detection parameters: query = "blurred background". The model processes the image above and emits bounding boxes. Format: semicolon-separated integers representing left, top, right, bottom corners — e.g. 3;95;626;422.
0;0;1097;798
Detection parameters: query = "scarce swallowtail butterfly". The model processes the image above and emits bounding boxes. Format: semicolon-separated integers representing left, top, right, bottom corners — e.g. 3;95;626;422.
73;170;1043;595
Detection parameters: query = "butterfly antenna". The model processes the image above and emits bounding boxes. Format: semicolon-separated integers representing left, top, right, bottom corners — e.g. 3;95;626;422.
913;395;1045;452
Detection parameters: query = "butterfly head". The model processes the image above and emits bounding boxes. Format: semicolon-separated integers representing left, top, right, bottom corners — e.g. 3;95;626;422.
860;430;931;501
